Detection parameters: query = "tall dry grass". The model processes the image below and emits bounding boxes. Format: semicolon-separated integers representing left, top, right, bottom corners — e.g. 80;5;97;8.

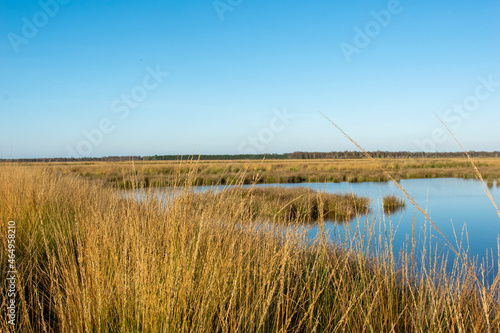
1;164;499;332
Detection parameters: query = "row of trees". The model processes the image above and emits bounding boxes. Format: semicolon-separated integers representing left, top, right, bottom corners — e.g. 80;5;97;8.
146;154;289;161
0;156;144;163
287;151;500;159
2;151;500;163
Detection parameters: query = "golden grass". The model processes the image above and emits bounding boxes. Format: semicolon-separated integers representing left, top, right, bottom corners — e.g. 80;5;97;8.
1;164;499;332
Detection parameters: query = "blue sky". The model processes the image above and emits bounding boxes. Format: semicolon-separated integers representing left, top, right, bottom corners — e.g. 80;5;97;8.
1;0;499;158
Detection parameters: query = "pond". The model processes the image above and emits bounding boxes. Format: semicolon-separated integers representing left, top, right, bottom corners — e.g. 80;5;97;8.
131;178;500;284
268;179;500;257
251;179;500;283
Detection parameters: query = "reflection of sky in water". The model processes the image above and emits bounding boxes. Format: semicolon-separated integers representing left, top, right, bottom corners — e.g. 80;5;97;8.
127;178;500;284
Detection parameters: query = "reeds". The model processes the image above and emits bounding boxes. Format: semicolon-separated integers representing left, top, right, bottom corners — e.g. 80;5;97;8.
0;164;499;332
383;194;406;213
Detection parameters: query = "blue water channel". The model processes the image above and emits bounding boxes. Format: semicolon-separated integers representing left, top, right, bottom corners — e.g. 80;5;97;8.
131;178;500;285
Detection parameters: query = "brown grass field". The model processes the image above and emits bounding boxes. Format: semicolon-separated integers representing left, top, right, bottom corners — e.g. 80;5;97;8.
11;156;500;188
1;161;500;332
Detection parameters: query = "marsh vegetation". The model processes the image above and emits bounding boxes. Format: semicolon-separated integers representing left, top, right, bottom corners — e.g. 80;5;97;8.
28;157;500;188
1;163;500;332
382;194;406;213
189;187;370;223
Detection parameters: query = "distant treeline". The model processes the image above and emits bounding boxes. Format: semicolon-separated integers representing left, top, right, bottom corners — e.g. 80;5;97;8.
147;154;289;161
0;156;145;163
0;154;288;163
2;151;500;163
287;151;500;159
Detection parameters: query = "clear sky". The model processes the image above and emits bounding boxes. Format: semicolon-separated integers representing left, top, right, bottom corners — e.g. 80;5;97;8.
1;0;499;158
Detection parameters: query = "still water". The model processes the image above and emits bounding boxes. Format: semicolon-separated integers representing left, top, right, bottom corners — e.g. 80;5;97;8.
266;179;500;260
133;178;500;283
205;179;500;281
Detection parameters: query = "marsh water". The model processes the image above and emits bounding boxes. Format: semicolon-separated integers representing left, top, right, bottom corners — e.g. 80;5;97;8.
131;178;500;283
274;179;500;260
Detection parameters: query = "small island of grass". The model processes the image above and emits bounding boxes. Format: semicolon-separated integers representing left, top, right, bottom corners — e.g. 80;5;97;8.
383;194;406;213
189;187;370;223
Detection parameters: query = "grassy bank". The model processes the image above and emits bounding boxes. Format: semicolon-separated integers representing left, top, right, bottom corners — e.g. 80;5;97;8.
189;187;370;223
1;165;499;331
21;157;500;188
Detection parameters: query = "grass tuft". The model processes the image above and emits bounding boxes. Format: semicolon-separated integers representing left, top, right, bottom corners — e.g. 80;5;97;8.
383;194;406;213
